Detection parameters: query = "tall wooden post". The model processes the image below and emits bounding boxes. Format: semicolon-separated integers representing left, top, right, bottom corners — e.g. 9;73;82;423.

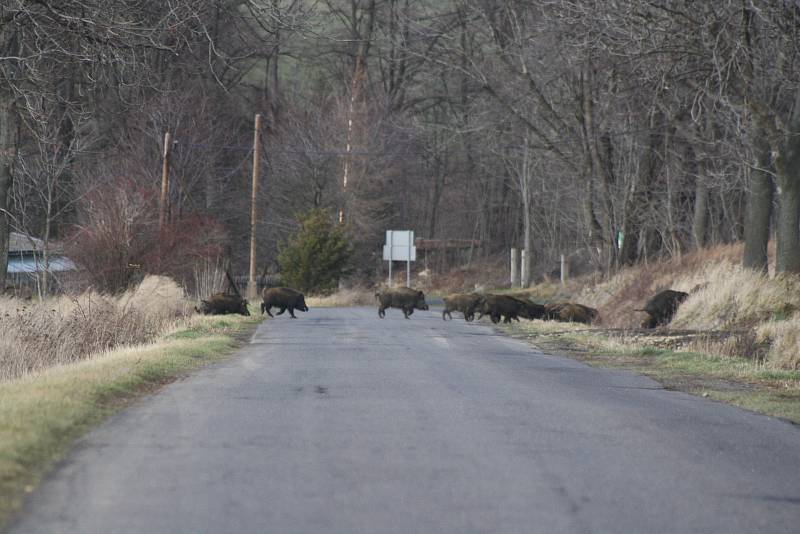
247;114;262;300
560;254;569;286
159;132;171;231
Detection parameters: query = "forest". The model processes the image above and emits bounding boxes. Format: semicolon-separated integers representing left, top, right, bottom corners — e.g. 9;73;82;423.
1;0;798;294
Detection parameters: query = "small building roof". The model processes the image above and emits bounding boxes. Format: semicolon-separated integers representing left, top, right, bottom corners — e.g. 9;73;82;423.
9;232;44;253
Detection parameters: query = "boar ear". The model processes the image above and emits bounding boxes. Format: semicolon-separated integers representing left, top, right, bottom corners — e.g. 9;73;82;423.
417;291;424;296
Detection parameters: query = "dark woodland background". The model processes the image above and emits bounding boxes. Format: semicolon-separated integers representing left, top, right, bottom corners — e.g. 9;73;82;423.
1;1;799;293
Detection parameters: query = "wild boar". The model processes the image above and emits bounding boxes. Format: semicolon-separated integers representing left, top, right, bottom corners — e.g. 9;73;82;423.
478;295;534;324
442;293;486;321
638;289;688;328
544;302;597;324
197;293;250;316
261;287;309;318
516;298;548;321
376;287;429;319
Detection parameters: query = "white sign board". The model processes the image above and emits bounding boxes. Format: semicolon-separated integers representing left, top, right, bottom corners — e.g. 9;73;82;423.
383;230;416;261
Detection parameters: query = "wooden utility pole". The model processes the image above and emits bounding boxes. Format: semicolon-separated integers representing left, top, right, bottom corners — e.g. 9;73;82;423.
247;114;262;300
159;132;171;231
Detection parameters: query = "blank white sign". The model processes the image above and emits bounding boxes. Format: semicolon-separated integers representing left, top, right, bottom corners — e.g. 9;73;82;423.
383;230;416;261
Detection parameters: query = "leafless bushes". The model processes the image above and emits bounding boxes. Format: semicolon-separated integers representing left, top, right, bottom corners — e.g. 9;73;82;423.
0;276;192;381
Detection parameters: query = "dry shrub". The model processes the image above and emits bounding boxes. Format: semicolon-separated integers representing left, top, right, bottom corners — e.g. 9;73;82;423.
193;259;227;301
672;263;800;330
66;177;227;293
757;316;800;370
576;244;744;328
545;241;800;369
0;276;193;381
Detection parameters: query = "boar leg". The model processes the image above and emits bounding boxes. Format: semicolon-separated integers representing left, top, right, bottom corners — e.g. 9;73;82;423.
288;307;297;318
442;308;450;320
264;306;274;318
275;307;287;315
378;307;386;318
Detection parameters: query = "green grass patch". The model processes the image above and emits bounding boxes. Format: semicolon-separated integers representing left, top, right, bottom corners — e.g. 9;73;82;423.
499;320;800;424
0;315;262;530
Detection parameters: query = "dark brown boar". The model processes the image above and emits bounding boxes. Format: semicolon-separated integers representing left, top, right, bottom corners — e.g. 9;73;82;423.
478;295;532;324
638;289;688;328
442;293;486;321
197;293;250;316
544;303;598;324
261;287;309;318
376;287;429;319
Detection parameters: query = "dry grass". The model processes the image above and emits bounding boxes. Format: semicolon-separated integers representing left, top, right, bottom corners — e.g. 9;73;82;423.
515;242;800;370
0;276;194;381
306;288;376;307
757;315;800;370
672;263;800;330
575;244;744;328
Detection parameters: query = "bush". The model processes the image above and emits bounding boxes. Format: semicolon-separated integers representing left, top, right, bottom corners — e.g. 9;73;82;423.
278;209;352;295
0;275;193;381
66;177;227;293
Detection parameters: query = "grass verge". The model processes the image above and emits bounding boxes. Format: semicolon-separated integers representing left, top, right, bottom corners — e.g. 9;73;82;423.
0;314;262;530
497;319;800;424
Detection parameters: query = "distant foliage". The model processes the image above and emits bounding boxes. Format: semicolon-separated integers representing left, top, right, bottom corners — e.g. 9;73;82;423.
278;209;352;295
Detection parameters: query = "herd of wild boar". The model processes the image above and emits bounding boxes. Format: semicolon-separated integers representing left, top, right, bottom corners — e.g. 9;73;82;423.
198;282;689;330
376;287;599;325
374;286;689;328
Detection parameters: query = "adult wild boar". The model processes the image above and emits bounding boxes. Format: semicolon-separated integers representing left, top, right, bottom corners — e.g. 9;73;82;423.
261;287;309;318
544;302;597;324
197;293;250;316
478;295;538;324
638;289;688;328
376;287;429;319
442;293;486;321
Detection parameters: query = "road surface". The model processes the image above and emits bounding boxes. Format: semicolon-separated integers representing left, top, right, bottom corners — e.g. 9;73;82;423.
10;307;800;533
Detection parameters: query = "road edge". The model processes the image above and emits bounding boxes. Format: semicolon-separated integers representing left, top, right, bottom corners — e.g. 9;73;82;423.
0;316;263;532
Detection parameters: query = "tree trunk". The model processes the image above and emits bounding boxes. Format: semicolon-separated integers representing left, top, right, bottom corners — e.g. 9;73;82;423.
743;134;773;272
619;113;664;265
0;97;14;290
520;138;532;287
581;63;615;269
428;169;444;239
774;91;800;273
692;175;708;249
775;180;800;273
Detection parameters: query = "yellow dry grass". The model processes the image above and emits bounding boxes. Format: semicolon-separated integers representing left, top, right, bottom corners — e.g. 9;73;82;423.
757;315;800;370
672;263;800;330
0;276;195;381
522;243;800;370
305;288;376;307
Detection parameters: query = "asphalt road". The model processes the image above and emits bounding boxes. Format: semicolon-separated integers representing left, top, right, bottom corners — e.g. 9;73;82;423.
10;307;800;534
